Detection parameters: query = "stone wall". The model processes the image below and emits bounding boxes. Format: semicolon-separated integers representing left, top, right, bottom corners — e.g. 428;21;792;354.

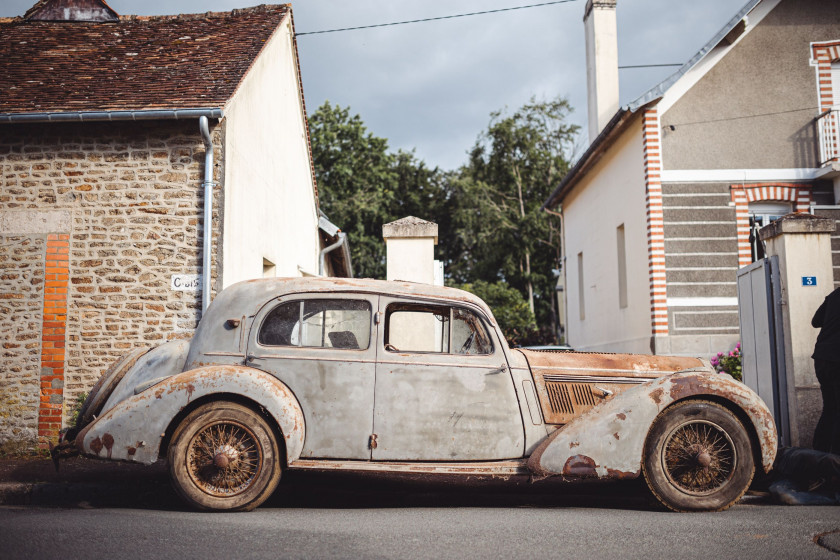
0;235;45;453
0;119;223;448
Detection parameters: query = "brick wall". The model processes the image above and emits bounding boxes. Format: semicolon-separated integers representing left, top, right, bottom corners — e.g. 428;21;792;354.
0;120;223;449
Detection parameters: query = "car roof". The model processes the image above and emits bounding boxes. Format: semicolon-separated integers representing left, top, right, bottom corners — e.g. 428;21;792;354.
209;277;494;321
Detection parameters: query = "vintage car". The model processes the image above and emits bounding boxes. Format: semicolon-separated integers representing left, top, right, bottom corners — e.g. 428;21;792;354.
67;278;777;512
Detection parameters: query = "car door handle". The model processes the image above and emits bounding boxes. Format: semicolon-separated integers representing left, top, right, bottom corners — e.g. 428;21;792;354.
486;364;508;375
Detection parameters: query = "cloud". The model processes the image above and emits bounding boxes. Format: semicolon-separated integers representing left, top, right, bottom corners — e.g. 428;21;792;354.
1;0;744;169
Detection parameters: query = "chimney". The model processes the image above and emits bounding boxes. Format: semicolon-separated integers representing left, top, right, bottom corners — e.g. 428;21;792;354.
583;0;619;142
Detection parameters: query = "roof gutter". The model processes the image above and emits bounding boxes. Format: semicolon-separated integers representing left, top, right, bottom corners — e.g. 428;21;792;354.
0;108;223;124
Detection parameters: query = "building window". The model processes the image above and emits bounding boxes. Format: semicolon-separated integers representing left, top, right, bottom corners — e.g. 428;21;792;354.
263;258;276;278
577;252;585;320
749;201;792;261
616;224;627;309
730;184;811;267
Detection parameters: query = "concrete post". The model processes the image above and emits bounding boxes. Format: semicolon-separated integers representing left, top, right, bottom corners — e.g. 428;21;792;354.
382;216;438;284
760;213;836;447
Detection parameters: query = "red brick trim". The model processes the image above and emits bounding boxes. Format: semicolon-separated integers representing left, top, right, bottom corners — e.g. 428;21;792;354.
730;184;812;267
812;41;840;164
39;233;69;447
643;108;668;336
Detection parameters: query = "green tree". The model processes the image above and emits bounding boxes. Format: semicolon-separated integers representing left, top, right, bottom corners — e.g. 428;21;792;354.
445;96;578;334
453;280;536;346
309;101;447;279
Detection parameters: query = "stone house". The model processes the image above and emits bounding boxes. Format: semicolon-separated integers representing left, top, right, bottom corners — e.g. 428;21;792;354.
543;0;840;356
0;0;350;451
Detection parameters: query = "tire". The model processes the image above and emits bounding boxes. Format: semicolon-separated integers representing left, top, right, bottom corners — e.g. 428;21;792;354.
169;402;282;512
642;400;754;512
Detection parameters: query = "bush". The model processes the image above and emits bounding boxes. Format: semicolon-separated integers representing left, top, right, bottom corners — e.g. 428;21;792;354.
452;280;538;346
711;342;742;382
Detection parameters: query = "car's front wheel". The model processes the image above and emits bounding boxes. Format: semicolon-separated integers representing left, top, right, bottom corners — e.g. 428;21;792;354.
169;401;282;512
642;400;754;512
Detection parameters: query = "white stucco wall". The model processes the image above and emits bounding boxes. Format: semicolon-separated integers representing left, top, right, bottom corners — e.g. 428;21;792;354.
562;116;652;353
221;17;320;287
385;238;436;285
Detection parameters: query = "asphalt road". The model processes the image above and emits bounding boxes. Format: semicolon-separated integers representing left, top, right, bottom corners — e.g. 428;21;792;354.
2;478;839;560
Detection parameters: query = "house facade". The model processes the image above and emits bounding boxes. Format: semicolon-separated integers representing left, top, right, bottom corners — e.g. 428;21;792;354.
544;0;840;356
0;0;347;451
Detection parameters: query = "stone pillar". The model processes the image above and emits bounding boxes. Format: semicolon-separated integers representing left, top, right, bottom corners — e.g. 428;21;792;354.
382;217;438;284
760;213;836;447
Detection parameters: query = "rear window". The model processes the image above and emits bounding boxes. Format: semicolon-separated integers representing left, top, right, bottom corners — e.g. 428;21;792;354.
259;299;371;350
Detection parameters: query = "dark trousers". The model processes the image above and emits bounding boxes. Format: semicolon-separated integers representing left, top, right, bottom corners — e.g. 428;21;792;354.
813;359;840;454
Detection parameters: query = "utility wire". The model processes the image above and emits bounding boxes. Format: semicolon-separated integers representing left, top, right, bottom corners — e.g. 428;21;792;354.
295;0;580;37
667;106;818;128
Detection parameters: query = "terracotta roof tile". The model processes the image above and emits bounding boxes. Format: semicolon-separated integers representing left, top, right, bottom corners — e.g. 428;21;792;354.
0;4;290;114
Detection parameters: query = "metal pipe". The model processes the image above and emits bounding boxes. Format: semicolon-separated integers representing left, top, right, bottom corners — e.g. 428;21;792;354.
319;232;347;276
199;116;216;313
0;108;223;124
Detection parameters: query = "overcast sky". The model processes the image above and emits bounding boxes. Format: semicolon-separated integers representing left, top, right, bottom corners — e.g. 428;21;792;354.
3;0;745;170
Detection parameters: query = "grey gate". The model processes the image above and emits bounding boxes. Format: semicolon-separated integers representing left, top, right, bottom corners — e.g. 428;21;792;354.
737;256;789;446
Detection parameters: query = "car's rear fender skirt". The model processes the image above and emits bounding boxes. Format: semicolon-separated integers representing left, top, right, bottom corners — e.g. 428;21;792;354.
526;371;777;478
75;365;305;465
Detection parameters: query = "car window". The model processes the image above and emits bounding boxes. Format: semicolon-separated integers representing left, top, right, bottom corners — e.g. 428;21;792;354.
384;303;492;355
259;299;371;350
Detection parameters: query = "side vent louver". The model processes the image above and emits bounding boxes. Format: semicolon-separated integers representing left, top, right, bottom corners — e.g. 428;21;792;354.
542;381;605;424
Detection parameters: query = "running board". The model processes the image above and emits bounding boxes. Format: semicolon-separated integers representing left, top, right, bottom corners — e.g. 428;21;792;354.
288;459;530;476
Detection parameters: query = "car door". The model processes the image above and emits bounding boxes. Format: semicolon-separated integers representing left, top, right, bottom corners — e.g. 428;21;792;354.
246;293;377;460
371;297;525;461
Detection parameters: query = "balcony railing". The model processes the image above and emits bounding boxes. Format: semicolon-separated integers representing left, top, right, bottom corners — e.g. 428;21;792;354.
817;109;839;166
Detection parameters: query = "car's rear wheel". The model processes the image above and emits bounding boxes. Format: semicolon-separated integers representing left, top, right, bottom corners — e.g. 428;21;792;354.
169;402;282;512
642;400;754;512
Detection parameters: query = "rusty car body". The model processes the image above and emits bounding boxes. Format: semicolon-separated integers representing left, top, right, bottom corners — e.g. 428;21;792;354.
67;277;777;512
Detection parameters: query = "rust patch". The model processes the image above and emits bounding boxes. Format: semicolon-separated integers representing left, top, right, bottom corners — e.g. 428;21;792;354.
616;412;626;420
671;375;704;401
569;441;580;448
605;468;637;480
613;432;620;440
126;446;137;457
185;383;195;401
155;387;164;399
562;454;597;477
102;433;114;458
89;436;103;455
650;387;664;404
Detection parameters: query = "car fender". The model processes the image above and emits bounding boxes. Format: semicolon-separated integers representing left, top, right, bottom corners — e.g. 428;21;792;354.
527;371;777;479
75;365;305;465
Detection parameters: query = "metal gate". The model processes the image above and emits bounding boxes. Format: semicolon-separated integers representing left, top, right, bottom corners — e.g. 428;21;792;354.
737;256;789;446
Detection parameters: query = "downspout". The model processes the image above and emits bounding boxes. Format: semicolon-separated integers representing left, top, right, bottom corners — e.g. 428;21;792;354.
199;116;215;313
319;232;347;276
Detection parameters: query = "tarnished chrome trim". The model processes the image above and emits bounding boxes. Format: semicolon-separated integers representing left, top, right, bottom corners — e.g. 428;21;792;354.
203;352;246;357
257;354;377;364
532;365;673;376
288;459;529;476
377;360;507;370
543;374;652;385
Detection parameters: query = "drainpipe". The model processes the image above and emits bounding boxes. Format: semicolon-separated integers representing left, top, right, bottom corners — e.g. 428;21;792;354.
319;232;347;276
199;116;215;313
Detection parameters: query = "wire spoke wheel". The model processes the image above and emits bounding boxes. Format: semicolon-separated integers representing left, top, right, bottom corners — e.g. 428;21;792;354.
169;402;282;511
662;420;735;496
186;420;263;497
642;400;755;512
